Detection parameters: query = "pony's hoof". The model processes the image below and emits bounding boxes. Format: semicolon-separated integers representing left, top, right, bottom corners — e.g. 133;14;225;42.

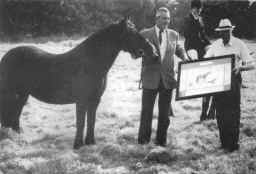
14;127;24;134
85;138;96;145
73;140;84;149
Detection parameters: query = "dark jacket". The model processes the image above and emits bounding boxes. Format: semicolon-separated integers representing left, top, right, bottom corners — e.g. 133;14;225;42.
184;13;210;58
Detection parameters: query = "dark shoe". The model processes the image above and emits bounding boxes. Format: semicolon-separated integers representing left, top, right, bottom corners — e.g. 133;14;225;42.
138;138;150;145
168;108;175;117
154;139;167;147
224;144;240;153
227;144;240;153
219;144;227;150
169;114;175;117
138;131;151;145
200;114;207;121
200;113;214;121
241;84;248;88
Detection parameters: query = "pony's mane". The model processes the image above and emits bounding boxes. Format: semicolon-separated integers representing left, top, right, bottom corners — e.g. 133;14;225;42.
73;20;138;53
82;20;137;45
84;22;122;43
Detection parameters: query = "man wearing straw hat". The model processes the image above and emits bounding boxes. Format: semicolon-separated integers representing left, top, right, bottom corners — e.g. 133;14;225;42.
205;18;255;152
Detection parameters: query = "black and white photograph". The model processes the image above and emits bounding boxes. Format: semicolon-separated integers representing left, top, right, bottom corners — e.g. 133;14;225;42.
0;0;256;174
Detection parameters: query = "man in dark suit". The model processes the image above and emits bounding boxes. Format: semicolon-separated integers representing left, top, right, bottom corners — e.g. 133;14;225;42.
138;7;187;146
184;0;210;59
183;0;214;121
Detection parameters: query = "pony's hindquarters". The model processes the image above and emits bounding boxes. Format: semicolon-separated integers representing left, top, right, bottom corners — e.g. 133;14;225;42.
0;48;29;131
0;75;18;130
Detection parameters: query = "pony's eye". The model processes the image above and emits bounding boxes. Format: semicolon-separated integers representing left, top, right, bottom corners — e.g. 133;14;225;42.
139;49;144;56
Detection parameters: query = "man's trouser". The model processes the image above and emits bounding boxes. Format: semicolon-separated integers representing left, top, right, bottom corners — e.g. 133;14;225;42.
215;73;241;151
138;79;172;146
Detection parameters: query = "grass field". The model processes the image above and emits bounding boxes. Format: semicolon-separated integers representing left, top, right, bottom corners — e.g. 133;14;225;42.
0;39;256;174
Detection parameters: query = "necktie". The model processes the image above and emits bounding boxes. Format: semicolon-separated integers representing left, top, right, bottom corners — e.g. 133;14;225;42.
159;29;163;44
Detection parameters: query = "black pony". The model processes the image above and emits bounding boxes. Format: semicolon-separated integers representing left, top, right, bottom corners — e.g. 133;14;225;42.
0;19;158;149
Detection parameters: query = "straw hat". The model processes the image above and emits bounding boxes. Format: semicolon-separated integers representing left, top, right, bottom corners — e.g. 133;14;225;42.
215;18;235;31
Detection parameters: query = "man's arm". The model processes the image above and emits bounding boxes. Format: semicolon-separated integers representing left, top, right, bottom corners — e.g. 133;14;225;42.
140;29;159;65
234;60;255;75
198;17;211;47
183;16;196;51
235;41;255;73
176;44;188;61
203;44;214;59
175;33;188;61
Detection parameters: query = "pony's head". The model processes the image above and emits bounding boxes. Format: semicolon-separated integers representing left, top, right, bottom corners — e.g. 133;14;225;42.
118;18;158;59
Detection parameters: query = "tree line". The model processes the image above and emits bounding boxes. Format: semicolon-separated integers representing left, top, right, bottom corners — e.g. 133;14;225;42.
0;0;255;41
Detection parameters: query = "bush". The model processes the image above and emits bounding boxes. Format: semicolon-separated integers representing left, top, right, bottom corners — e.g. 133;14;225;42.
2;0;256;40
2;0;122;38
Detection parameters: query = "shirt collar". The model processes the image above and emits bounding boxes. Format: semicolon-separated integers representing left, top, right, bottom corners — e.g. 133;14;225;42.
155;25;166;34
221;36;234;47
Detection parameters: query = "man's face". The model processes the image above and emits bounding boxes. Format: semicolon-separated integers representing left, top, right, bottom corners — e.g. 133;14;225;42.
191;7;202;18
218;29;232;44
156;11;170;30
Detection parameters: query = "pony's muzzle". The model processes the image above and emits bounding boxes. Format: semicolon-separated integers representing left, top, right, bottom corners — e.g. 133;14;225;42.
152;51;159;60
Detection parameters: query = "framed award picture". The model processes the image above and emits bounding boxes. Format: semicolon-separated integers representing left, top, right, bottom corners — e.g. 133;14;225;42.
176;54;235;100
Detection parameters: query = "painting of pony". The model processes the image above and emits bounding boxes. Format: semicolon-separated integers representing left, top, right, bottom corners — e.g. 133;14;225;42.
0;18;158;149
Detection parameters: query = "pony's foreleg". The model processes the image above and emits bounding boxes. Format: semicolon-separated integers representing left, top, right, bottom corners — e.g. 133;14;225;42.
74;101;87;149
85;98;100;145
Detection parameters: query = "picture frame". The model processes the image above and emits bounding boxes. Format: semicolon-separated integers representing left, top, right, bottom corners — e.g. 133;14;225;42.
175;54;235;101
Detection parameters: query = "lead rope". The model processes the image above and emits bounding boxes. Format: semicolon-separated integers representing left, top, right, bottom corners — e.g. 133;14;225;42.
138;59;143;89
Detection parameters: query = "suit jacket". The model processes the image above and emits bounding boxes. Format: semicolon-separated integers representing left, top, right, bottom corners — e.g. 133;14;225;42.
183;14;210;58
140;26;186;90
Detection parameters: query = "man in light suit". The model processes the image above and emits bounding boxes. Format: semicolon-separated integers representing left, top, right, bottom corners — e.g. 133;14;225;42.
138;7;188;146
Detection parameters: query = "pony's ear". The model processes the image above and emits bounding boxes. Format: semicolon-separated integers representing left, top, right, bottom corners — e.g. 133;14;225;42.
120;16;131;25
120;16;136;30
124;15;132;22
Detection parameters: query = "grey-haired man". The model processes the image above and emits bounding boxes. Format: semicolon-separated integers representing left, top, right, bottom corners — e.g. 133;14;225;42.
138;7;188;146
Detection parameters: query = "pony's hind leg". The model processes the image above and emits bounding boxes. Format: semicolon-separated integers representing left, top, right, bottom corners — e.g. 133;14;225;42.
0;92;16;130
0;91;28;132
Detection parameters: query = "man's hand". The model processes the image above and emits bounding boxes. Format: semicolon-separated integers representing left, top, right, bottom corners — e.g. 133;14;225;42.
233;66;241;75
205;45;211;52
187;49;198;60
183;54;190;62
